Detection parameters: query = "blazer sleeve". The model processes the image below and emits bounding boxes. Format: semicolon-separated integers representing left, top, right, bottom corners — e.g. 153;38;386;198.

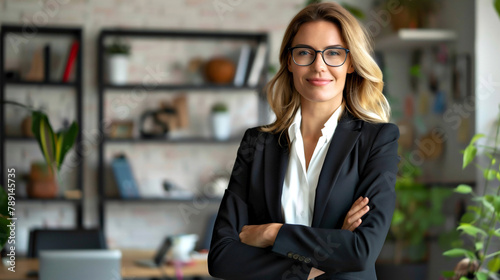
271;123;400;274
208;129;296;280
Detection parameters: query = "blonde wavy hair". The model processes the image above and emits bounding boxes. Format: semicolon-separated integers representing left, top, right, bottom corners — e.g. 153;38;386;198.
262;2;391;134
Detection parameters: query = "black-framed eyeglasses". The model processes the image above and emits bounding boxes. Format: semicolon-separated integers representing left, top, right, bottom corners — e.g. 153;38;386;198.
289;46;350;67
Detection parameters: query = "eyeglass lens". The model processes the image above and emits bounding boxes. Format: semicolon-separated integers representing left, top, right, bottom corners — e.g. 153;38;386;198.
292;47;347;66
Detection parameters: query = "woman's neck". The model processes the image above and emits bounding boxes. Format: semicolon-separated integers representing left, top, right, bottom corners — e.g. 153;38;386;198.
300;100;342;139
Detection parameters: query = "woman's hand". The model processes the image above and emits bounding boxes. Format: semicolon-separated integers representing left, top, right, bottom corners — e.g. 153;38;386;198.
239;223;283;248
342;196;370;231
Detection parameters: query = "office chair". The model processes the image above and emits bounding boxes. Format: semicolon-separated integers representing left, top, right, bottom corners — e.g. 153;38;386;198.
27;228;107;258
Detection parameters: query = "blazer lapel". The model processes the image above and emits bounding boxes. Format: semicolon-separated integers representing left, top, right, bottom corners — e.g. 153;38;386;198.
263;133;288;223
311;112;362;227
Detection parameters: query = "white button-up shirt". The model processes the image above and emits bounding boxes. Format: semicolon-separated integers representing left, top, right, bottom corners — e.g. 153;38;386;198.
281;105;343;226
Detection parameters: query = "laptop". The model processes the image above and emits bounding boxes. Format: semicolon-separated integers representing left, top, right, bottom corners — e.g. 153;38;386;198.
135;236;172;267
39;249;122;280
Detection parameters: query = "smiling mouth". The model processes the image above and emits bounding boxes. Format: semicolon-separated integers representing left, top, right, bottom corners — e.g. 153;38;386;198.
307;78;332;86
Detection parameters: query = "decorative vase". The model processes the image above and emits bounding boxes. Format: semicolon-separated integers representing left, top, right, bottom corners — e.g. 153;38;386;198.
28;162;58;198
211;112;231;141
108;54;129;85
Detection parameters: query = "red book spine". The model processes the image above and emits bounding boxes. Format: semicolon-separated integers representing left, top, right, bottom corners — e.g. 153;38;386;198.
62;40;79;82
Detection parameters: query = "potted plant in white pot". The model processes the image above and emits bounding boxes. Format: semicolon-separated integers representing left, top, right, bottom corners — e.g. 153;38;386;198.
210;103;231;141
106;38;130;85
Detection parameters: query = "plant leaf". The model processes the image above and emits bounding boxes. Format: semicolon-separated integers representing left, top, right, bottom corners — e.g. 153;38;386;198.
0;187;8;218
476;272;488;280
441;271;455;278
0;187;10;248
495;0;500;19
455;184;473;194
463;145;477;169
32;111;56;170
488;257;500;272
56;121;79;170
0;216;10;248
475;241;484;251
458;223;487;238
470;133;485;145
483;169;497;181
443;248;476;259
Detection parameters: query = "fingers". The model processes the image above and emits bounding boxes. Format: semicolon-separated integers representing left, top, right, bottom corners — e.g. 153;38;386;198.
343;197;370;231
346;218;362;231
346;197;369;217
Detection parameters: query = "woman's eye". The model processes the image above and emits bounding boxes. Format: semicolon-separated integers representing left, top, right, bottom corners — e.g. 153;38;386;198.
298;50;313;56
326;50;341;56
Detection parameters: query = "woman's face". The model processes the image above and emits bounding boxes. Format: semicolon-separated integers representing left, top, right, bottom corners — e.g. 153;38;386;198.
288;20;354;109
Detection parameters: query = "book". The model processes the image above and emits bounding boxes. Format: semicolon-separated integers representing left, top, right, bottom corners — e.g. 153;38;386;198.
111;155;140;199
62;40;79;82
246;42;267;87
233;44;251;87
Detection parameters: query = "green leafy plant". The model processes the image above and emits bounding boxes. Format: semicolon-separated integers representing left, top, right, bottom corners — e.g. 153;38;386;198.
0;186;11;248
389;156;452;264
3;101;79;174
105;38;130;55
211;103;228;113
442;110;500;280
495;0;500;18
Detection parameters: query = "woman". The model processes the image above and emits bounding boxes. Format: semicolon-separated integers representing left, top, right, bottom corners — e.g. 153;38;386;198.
208;2;399;279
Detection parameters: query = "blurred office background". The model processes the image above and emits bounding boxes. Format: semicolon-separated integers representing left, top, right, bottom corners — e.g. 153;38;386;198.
1;0;499;279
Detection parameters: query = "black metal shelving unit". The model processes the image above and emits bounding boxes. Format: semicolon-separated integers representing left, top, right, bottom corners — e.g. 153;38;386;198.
0;25;84;227
97;28;269;228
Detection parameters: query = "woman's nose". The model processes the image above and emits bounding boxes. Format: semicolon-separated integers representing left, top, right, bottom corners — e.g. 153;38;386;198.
311;52;327;71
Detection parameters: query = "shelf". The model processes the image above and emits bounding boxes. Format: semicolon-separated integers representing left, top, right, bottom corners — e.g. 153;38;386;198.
103;84;260;91
374;29;457;51
103;197;221;203
4;81;78;87
100;28;267;40
104;137;241;144
16;197;82;203
1;25;82;35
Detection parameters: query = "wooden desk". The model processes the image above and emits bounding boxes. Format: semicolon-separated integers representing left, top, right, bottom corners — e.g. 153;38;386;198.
0;250;210;279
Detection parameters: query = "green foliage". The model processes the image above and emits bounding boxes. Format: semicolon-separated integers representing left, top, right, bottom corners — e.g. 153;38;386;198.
0;186;11;248
105;38;130;55
3;101;79;174
211;103;228;113
495;0;500;19
443;109;500;279
389;156;452;263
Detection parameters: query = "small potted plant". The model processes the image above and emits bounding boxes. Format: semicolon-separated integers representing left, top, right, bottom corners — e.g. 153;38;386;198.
210;102;231;141
106;38;131;85
3;101;78;198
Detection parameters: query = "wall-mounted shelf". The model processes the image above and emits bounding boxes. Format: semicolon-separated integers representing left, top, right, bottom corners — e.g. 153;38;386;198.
375;29;457;51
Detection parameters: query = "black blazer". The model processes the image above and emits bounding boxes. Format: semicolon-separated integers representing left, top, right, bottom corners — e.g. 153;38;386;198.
208;111;400;280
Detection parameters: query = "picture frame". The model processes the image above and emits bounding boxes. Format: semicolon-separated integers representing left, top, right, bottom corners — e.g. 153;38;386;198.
452;54;471;101
109;120;134;138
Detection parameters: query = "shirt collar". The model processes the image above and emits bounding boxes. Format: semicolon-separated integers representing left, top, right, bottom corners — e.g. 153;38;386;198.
322;104;343;143
288;105;343;144
288;107;302;143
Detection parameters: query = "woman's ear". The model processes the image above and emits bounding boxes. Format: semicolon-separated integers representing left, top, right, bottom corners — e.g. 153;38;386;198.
347;63;355;74
287;54;293;72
